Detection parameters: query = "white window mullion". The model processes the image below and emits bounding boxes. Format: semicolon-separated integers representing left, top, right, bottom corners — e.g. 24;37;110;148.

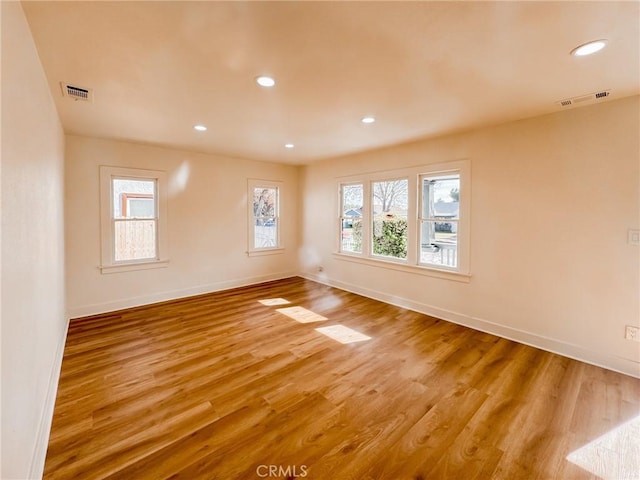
361;181;371;257
406;175;418;265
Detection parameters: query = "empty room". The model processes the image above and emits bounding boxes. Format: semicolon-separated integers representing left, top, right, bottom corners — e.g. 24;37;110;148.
2;1;639;479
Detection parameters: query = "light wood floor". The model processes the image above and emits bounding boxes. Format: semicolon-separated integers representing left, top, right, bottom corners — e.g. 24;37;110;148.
45;277;639;479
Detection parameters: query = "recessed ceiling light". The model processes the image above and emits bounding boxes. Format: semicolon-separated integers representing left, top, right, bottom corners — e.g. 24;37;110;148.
284;143;295;149
361;116;376;124
571;39;608;57
256;76;276;87
193;124;207;131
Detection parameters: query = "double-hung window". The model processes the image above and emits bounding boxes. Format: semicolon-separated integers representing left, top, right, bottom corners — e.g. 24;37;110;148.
371;178;409;260
419;174;460;268
339;183;364;254
337;160;470;279
100;166;168;273
248;179;282;255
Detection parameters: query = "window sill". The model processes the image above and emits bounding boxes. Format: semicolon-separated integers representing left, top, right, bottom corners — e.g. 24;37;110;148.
333;252;471;283
100;259;169;274
247;248;285;257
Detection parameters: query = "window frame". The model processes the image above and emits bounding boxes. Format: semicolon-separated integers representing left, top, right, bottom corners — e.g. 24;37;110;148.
247;179;284;256
335;160;470;281
99;166;169;274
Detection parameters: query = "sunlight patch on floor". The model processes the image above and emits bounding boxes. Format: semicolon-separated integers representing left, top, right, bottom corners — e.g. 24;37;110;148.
276;306;327;323
315;324;372;344
566;415;640;480
258;298;291;306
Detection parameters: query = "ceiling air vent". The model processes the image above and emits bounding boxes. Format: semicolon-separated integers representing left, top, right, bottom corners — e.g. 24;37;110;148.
556;90;610;108
60;82;93;102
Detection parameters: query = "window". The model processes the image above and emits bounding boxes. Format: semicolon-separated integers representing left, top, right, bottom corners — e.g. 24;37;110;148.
340;183;363;254
100;166;168;273
419;174;460;268
336;160;470;280
112;178;156;262
371;179;408;260
248;180;282;255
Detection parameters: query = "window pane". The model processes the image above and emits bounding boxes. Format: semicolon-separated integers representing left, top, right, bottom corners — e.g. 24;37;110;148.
342;184;363;215
128;198;154;218
372;179;408;259
341;184;363;253
113;179;155;219
341;218;362;253
420;220;458;267
253;187;277;217
114;220;157;261
252;186;279;250
254;218;277;248
249;182;281;251
421;176;459;220
420;174;459;268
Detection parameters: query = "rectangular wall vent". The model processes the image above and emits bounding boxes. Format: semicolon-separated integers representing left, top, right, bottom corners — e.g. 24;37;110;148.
60;82;93;102
556;90;610;108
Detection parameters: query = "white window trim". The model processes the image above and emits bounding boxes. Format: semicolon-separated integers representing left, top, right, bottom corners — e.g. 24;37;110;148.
99;166;169;274
334;253;471;283
247;179;284;256
334;160;471;280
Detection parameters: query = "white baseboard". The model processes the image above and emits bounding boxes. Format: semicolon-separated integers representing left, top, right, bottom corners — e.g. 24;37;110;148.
67;271;298;319
29;316;70;480
66;269;640;376
301;273;640;379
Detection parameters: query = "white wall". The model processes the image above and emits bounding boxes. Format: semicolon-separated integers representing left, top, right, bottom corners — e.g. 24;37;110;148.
1;2;67;478
300;96;640;377
65;135;299;317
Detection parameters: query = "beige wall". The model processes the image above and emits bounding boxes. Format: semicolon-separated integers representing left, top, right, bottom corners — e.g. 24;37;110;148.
1;2;67;478
300;96;640;377
65;135;299;317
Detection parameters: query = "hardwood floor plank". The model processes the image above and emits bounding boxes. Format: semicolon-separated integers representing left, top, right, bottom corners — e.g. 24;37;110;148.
358;384;488;480
100;398;276;480
47;402;218;480
44;277;640;479
169;392;338;480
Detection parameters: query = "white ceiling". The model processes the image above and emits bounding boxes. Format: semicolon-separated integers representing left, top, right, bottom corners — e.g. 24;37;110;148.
22;1;640;165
